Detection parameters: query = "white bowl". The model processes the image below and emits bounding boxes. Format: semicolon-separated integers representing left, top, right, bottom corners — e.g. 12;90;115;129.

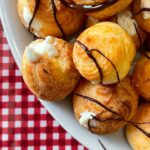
0;1;131;149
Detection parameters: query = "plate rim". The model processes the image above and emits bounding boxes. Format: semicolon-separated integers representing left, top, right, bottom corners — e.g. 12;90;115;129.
0;2;22;69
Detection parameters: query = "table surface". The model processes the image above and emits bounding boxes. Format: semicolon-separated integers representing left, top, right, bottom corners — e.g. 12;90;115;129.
0;22;87;150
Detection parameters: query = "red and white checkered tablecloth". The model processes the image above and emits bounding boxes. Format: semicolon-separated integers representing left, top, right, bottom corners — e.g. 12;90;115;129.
0;22;87;150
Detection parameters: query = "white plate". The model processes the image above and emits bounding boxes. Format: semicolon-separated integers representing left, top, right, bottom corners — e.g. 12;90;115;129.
0;1;131;149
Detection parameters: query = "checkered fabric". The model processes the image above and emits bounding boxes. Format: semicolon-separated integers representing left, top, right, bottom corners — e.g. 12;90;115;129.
0;22;87;150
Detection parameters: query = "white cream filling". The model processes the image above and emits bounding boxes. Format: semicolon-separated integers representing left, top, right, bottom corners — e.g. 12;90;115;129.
32;19;42;36
117;10;138;36
26;36;58;62
91;81;100;84
141;0;150;19
23;5;42;34
79;112;96;129
23;6;33;26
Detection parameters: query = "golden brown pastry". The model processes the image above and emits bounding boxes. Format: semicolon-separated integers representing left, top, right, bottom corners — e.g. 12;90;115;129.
18;0;85;38
71;0;133;20
132;52;150;101
86;9;147;49
133;0;150;32
73;76;138;134
73;22;136;84
126;103;150;150
21;36;80;101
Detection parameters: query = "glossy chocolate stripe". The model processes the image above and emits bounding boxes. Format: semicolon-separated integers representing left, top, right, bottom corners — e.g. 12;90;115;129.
75;93;121;116
133;23;142;45
76;40;120;83
90;49;120;82
74;93;150;138
133;8;150;16
59;0;118;13
133;23;150;59
28;0;40;31
28;0;66;38
76;40;103;83
51;0;66;38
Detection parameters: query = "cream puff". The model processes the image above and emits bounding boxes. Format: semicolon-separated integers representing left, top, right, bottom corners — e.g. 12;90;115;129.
132;52;150;101
73;76;138;134
133;0;150;32
73;22;136;84
21;36;80;101
126;103;150;150
64;0;133;20
18;0;85;38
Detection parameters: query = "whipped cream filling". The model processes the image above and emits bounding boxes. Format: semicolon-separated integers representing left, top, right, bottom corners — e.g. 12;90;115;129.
26;36;58;62
141;0;150;19
79;112;96;129
23;6;33;26
23;5;42;34
117;10;138;36
32;19;42;37
91;80;100;84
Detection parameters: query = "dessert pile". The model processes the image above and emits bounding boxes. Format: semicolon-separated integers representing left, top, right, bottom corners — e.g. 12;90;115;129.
18;0;150;149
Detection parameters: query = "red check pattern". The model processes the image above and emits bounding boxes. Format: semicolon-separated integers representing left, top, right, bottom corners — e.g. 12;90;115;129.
0;22;87;150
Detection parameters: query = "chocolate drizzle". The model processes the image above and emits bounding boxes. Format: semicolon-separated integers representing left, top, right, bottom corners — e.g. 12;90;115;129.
90;49;120;82
75;93;150;138
76;40;120;84
27;0;118;38
59;0;118;13
133;23;142;45
133;8;150;16
76;40;103;83
28;0;66;38
51;0;66;38
76;40;133;100
133;23;150;59
43;68;50;75
28;0;40;31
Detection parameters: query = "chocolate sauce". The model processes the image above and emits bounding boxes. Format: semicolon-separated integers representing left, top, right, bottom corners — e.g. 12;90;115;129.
133;23;150;59
28;0;66;38
76;40;120;84
90;49;120;82
75;93;150;138
133;8;150;16
133;23;142;45
76;40;133;99
28;0;40;31
28;0;118;38
43;68;50;75
141;46;150;59
33;35;44;40
51;0;66;38
76;40;103;83
98;139;107;150
59;0;118;13
27;0;120;39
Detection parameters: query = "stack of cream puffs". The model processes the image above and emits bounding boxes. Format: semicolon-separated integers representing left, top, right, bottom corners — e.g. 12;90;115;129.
18;0;150;149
